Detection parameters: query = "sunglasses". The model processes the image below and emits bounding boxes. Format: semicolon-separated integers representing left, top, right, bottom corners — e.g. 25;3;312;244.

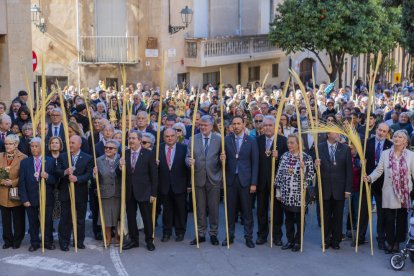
104;146;116;150
141;141;151;145
254;120;263;123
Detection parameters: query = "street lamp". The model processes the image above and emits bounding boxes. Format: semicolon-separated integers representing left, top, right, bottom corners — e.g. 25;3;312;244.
168;1;193;35
31;4;46;33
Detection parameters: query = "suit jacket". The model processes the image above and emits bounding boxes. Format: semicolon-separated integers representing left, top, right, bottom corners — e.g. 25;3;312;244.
158;143;189;195
18;137;31;157
256;134;288;192
47;123;65;141
56;151;93;203
317;142;353;200
224;133;259;187
365;137;393;194
88;132;101;151
0;139;4;152
116;148;158;202
185;133;222;187
0;151;27;207
18;156;56;206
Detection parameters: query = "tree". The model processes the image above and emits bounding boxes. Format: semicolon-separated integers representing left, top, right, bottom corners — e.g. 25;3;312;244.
269;0;401;87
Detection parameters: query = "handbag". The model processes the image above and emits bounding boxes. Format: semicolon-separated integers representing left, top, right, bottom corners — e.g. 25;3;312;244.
8;187;20;201
305;185;316;205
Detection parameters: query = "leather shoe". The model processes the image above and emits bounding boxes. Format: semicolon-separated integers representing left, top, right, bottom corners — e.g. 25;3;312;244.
78;243;85;249
29;245;40;252
12;244;20;249
245;239;255;248
123;241;139;250
384;246;393;254
351;239;365;247
332;244;340;250
190;236;205;245
175;235;184;242
210;236;219;246
282;243;294;250
378;241;385;250
2;244;11;249
256;237;267;245
94;232;103;241
60;245;69;252
161;235;170;242
45;244;56;250
221;237;234;246
146;241;155;251
273;239;283;246
292;244;300;252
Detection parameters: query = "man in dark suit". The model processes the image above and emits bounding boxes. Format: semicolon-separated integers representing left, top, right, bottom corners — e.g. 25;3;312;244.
19;137;56;252
158;128;189;242
7;100;21;124
87;116;103;150
223;115;259;248
135;111;157;137
119;130;158;251
0;114;12;141
256;115;288;246
93;90;108;113
95;124;120;157
358;123;392;249
131;93;147;115
56;135;93;251
47;108;66;143
316;132;353;249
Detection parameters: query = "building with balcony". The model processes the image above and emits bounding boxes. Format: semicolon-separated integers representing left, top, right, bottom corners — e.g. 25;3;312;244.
28;0;410;95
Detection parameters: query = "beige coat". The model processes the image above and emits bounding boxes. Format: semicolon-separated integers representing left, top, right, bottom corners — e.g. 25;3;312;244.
0;151;27;207
369;148;414;209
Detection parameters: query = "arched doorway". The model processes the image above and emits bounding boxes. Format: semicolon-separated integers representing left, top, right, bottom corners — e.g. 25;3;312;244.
300;58;315;85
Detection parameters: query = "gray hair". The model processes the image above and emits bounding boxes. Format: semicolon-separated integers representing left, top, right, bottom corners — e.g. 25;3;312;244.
128;129;142;139
102;124;115;132
136;111;148;119
0;114;11;124
142;132;155;145
393;129;410;144
5;134;20;144
97;102;106;108
173;122;186;136
52;108;62;115
200;115;214;126
105;139;120;149
263;115;276;125
30;137;42;144
22;123;33;132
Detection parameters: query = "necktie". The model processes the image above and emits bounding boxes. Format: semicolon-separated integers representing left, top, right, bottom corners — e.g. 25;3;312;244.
204;138;209;157
132;152;138;169
266;138;272;151
72;154;78;167
1;133;4;141
236;137;241;152
54;126;59;137
375;141;381;164
166;146;172;168
329;145;335;162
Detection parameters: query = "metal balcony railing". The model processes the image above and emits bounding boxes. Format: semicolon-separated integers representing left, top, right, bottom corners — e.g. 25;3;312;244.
79;36;138;64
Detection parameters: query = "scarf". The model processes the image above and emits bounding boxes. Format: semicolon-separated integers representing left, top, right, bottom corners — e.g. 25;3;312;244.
389;147;410;208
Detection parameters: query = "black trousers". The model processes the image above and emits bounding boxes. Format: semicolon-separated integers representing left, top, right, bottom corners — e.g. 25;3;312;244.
126;197;153;243
285;209;302;244
89;184;100;235
0;205;25;246
227;176;253;240
323;196;344;246
59;201;87;247
373;191;386;241
160;192;187;236
384;208;408;246
26;205;54;246
256;186;283;241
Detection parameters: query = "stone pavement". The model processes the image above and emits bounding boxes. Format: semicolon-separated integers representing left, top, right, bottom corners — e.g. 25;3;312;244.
0;203;412;276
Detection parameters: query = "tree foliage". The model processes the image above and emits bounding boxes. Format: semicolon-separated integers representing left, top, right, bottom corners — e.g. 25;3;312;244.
269;0;401;86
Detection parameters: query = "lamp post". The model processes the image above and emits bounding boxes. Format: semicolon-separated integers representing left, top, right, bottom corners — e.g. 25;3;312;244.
31;4;46;33
168;0;193;35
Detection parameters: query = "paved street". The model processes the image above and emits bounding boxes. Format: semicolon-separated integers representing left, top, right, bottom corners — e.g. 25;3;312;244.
0;203;411;276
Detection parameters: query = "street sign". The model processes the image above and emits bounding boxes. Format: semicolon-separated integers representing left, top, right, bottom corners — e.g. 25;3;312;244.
32;51;37;72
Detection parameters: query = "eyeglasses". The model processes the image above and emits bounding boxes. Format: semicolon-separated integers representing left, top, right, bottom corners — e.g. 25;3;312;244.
254;120;263;123
141;141;151;145
104;146;116;150
174;128;183;132
51;114;61;117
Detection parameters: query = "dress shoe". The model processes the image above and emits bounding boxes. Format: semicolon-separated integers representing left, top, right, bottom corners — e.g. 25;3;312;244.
60;245;69;252
12;244;20;249
282;243;294;250
291;244;300;252
45;244;56;250
146;241;155;251
94;232;103;241
78;243;85;249
161;235;170;242
256;237;267;245
351;239;365;247
2;244;11;249
210;236;219;246
190;236;206;245
123;241;139;250
221;237;234;246
346;230;353;239
245;239;255;248
384;247;393;254
377;241;385;250
175;235;184;242
273;239;283;246
29;245;40;252
331;244;340;250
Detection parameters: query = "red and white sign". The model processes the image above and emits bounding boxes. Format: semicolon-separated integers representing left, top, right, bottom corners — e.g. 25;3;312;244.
32;51;37;72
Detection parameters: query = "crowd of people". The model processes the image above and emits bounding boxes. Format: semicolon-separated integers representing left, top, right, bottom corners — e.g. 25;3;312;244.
0;78;412;255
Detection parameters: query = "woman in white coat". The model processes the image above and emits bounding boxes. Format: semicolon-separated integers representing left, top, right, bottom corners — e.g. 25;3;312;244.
365;130;414;254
